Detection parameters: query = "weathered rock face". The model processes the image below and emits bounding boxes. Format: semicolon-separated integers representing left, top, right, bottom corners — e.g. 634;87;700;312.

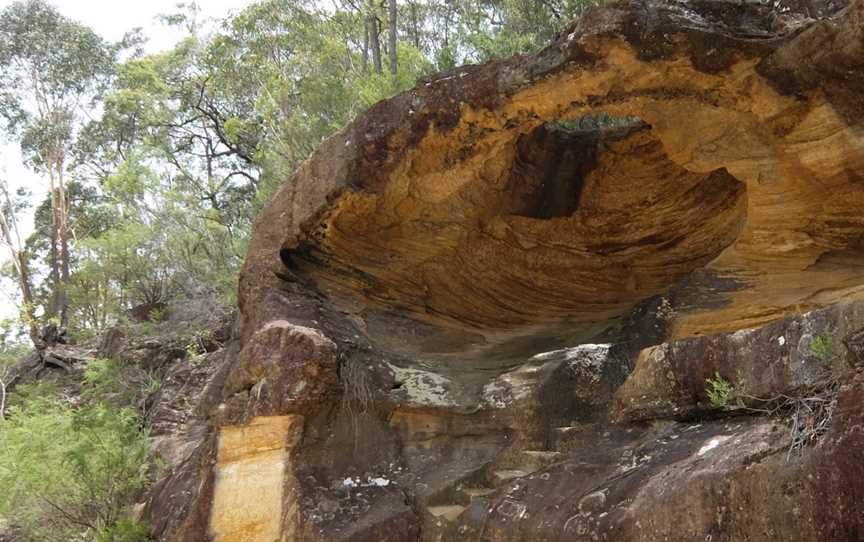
142;1;864;541
243;0;864;357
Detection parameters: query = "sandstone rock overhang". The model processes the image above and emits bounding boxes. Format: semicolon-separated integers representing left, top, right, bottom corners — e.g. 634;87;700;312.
241;0;864;358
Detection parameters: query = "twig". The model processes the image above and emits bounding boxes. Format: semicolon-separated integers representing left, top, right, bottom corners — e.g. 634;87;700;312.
37;494;96;531
0;369;7;420
735;376;840;461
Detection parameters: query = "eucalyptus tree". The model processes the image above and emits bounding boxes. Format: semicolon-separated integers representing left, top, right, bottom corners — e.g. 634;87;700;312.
0;179;38;343
368;0;383;73
388;0;398;74
0;0;115;329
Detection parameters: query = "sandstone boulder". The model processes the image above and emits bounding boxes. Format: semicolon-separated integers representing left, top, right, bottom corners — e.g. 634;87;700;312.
142;1;864;540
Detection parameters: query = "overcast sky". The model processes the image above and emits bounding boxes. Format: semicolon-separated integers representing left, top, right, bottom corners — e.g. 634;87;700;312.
0;0;257;319
0;0;255;48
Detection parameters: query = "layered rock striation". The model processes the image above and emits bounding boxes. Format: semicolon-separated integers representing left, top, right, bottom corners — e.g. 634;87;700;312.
143;1;864;540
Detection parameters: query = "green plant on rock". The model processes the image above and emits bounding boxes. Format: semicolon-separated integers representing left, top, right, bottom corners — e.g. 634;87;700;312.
84;358;127;398
809;325;835;363
147;306;166;323
83;358;161;414
96;518;152;542
185;335;206;364
143;372;162;396
705;372;734;408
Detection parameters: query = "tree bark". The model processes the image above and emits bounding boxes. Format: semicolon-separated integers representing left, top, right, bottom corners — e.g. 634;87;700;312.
16;250;39;343
388;0;398;75
57;170;70;330
0;369;7;420
0;182;40;345
362;18;370;73
368;0;383;74
409;1;420;49
48;178;61;322
48;170;70;330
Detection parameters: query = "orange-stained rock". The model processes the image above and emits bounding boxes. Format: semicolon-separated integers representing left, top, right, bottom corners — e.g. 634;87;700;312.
241;0;864;360
210;416;304;542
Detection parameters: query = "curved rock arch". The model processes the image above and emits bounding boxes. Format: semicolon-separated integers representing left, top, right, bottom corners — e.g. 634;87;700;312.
243;0;864;358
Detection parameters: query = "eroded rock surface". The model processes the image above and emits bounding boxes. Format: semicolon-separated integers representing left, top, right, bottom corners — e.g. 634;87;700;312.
244;0;864;357
141;1;864;540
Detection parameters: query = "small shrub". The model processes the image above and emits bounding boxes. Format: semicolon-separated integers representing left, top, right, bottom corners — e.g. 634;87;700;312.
135;320;157;336
6;381;60;408
147;307;166;323
84;358;130;402
0;398;152;541
143;372;162;396
809;326;834;363
185;333;206;362
96;518;151;542
705;372;734;408
83;358;160;409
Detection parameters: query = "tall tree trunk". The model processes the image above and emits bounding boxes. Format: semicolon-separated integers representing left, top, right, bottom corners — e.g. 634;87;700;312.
48;175;62;322
58;197;70;330
16;250;39;344
0;369;7;420
388;0;398;75
57;168;71;329
0;182;40;345
48;157;70;331
443;0;452;49
409;1;420;49
368;0;383;74
362;19;370;73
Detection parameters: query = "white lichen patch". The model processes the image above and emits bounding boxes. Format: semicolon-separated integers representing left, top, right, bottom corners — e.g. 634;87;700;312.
389;364;455;408
482;379;512;409
532;343;611;366
483;344;613;409
342;476;391;488
563;344;611;381
482;362;550;408
697;435;731;456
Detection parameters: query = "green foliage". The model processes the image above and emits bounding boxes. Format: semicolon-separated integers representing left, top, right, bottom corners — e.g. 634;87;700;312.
809;326;835;363
96;519;152;542
148;306;166;323
69;220;177;331
83;358;128;400
0;319;28;368
0;0;122;330
705;372;734;408
83;358;161;409
0;0;115;138
408;0;606;65
0;398;151;541
5;380;60;407
185;331;210;365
